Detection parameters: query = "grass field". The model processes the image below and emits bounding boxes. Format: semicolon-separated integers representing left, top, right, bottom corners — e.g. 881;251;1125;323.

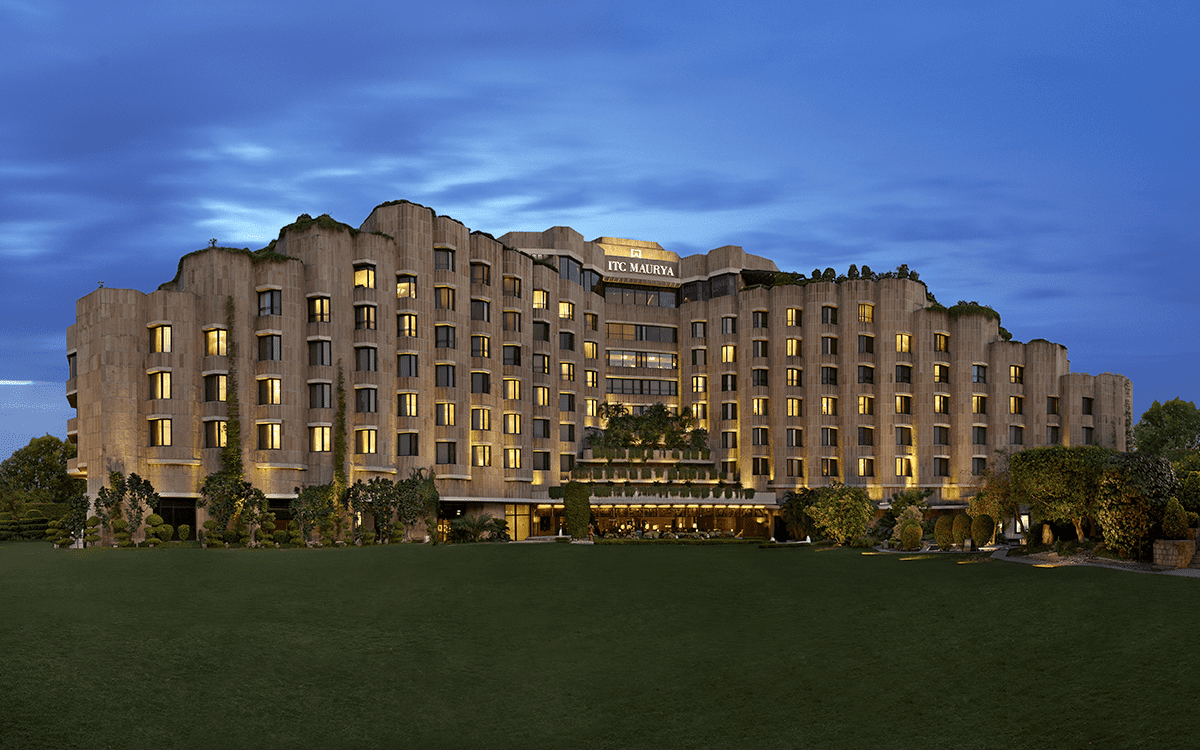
3;541;1199;749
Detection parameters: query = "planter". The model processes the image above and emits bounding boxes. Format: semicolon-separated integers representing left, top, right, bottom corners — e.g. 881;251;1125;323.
1152;539;1196;569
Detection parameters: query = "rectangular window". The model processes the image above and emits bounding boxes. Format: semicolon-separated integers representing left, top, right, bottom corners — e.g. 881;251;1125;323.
471;299;490;322
820;366;837;386
721;460;737;478
973;426;987;445
1010;425;1024;445
752;340;768;358
583;369;597;388
753;369;769;387
786;338;801;357
935;333;950;353
934;395;950;415
258;335;281;361
895;395;912;414
436;402;456;426
692;375;707;393
934;364;950;383
721;316;737;335
972;365;987;384
821;427;838;447
504;378;522;400
821;306;837;325
435;286;456;311
355;346;377;372
258;378;281;405
436;441;457;465
558;301;574;320
787;428;803;447
149;371;172;400
586;398;598;416
258;289;281;316
858;427;874;446
973;395;987;414
753;398;769;416
471;335;491;359
1010;396;1024;415
354;305;377;330
436;364;455;387
691;348;708;366
533;418;551;439
787;398;802;418
822;458;839;478
205;329;227;356
821;337;838;355
559;392;575;412
205;374;228;402
504;413;521;434
559;331;575;351
560;423;576;442
721;373;737;391
503;311;521;333
504;447;522;469
470;263;490;286
858;335;874;354
1010;365;1024;384
751;427;769;446
503;276;521;298
934;457;950;477
721;402;738;420
584;312;598;331
822;397;837;416
150;325;172;353
533;289;548;309
471;444;492;467
786;368;802;387
397;392;418;417
355;387;377;413
858;304;873;323
752;311;768;328
353;263;375;289
355;429;377;455
396;274;417;299
309;340;332;366
1047;397;1059;415
786;308;801;327
896;334;911;353
786;458;804;478
583;341;598;360
532;353;550;374
1082;426;1094;445
397;353;418;378
691;321;707;338
503;345;521;366
1047;425;1061;445
934;426;950;445
534;386;549;406
896;365;912;384
257;423;281;450
1082;397;1094;415
397;313;418;338
856;365;874;384
721;345;736;363
859;458;875;477
560;362;575;382
397;432;419;456
972;457;987;476
896;457;913;477
150;418;172;447
434;248;454;272
533;451;550;471
858;396;874;415
560;453;575;473
435;325;456;349
205;420;227;449
896;427;912;446
752;457;770;476
721;431;738;449
309;382;331;409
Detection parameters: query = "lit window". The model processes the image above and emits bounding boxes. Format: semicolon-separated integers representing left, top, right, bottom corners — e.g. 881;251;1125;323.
436;402;456;426
397;353;418;378
150;418;172;447
935;333;950;353
934;364;949;383
583;341;598;359
504;447;522;469
858;304;873;323
355;429;377;455
258;378;281;406
309;340;331;366
353;263;375;289
895;395;911;414
560;362;575;382
787;398;802;417
973;395;987;414
150;325;172;353
534;386;549;406
205;329;227;357
355;387;377;414
821;337;838;355
309;383;331;409
1010;365;1024;384
258;290;281;316
896;334;911;353
721;345;736;363
504;413;521;434
896;457;912;477
585;370;598;388
559;301;575;320
786;308;801;327
471;335;490;358
434;248;454;272
149;371;172;400
753;398;769;416
787;368;802;387
397;433;419;456
859;458;875;477
821;306;837;325
435;286;455;310
354;304;377;330
858;396;874;415
257;423;281;450
398;392;418;417
396;274;417;299
786;339;802;357
586;398;598;417
470;263;490;286
584;313;598;331
1010;396;1024;415
503;276;521;298
934;395;950;414
822;397;837;416
471;445;492;467
397;313;417;338
435;364;455;388
206;420;227;449
504;379;522;400
435;441;457;465
533;289;548;309
205;374;227;402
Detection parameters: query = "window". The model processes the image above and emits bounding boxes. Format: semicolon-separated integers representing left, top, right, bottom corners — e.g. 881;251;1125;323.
533;451;550;470
435;286;456;311
354;305;377;330
752;457;770;476
973;426;987;445
397;313;418;338
934;364;950;384
721;374;737;391
972;365;987;384
503;311;521;333
533;418;551;438
397;432;419;456
752;311;768;328
533;289;548;309
258;423;281;450
559;392;575;412
787;368;802;387
504;413;521;434
896;427;913;446
309;382;331;409
471;299;490;322
355;346;377;372
583;341;598;359
560;423;575;442
436;364;455;388
355;429;377;454
858;396;874;415
753;398;769;416
1010;396;1024;415
397;353;418;378
857;365;874;384
258;289;281;316
1010;425;1024;445
721;460;738;478
692;348;707;366
560;454;575;473
353;263;375;289
435;325;456;349
721;345;737;363
533;354;550;374
821;397;837;416
1082;426;1094;445
309;340;332;366
205;329;227;357
1047;426;1060;444
896;365;912;384
504;378;521;400
934;426;950;445
787;428;803;447
205;420;227;449
471;335;491;359
1010;365;1024;384
258;378;281;405
859;458;875;477
559;331;575;351
821;337;838;355
436;402;456;426
751;427;769;446
503;345;521;366
973;395;987;414
584;313;598;331
895;395;911;414
586;398;598;416
721;316;737;334
1047;396;1059;415
934;395;950;415
821;458;840;478
692;376;707;393
934;457;950;477
150;325;172;353
691;321;707;338
821;427;838;447
398;392;418;417
753;369;769;387
752;340;769;358
973;457;987;476
858;427;874;446
504;447;522;469
721;431;738;449
205;374;227;402
67;352;76;379
1082;397;1094;415
503;276;521;298
558;301;574;320
436;441;457;465
858;335;874;354
355;387;377;413
534;386;549;406
258;335;281;361
821;306;837;325
857;304;874;323
150;418;172;447
786;398;802;417
149;371;172;400
470;263;490;286
434;248;455;272
396;274;416;299
721;402;738;420
471;444;492;467
935;333;949;353
895;457;912;477
786;308;801;327
786;459;804;478
560;362;575;382
820;366;837;385
896;334;911;353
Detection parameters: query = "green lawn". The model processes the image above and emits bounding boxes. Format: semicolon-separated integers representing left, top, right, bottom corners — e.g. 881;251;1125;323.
2;542;1198;749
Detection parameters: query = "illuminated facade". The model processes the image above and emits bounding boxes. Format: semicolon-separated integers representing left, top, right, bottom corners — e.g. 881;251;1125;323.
65;200;1131;539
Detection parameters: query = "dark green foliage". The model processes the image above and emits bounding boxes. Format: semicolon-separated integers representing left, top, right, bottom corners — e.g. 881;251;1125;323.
563;482;591;538
222;296;243;479
952;514;971;546
972;514;995;546
779;488;818;539
1178;471;1200;514
899;520;923;550
934;515;954;550
333;365;347;496
0;435;86;517
1096;452;1180;558
176;523;191;542
95;472;160;546
1011;445;1111;541
145;514;164;528
1134;398;1200;466
591;402;707;453
821;267;837;281
448;514;510;543
805;483;875;545
1162;497;1189;540
290;484;337;542
197;473;265;538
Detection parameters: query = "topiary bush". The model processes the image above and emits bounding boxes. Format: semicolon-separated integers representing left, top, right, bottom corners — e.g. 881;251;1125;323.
934;515;954;550
19;509;49;540
273;529;289;545
84;516;102;547
1162;497;1189;540
952;513;971;547
971;514;995;547
158;523;174;541
899;520;923;551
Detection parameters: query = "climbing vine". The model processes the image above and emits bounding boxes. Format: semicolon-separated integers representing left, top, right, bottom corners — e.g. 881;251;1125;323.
333;363;347;498
222;296;243;479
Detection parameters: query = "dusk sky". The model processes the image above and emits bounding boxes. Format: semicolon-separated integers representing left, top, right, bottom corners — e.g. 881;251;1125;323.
1;0;1196;458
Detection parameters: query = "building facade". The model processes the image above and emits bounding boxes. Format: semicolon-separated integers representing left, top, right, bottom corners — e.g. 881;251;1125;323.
65;200;1131;539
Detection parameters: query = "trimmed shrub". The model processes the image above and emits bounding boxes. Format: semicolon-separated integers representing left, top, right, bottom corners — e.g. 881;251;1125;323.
1162;497;1189;540
84;516;102;546
273;529;289;545
19;509;49;540
899;520;923;551
952;513;971;547
158;524;174;541
145;513;164;527
971;514;995;546
934;515;954;550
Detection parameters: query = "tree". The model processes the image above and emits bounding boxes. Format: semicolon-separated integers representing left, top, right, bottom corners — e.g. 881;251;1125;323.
1134;398;1200;466
805;483;875;545
290;483;337;543
779;488;819;540
563;481;591;538
1010;445;1111;541
0;435;85;515
1096;452;1179;558
94;471;160;545
197;473;266;542
346;477;401;543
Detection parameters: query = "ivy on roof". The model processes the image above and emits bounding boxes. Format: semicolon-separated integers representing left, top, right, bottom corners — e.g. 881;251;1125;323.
157;244;301;290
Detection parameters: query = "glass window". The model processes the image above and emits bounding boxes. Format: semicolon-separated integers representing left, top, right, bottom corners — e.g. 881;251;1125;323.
150;325;172;353
859;458;875;477
934;426;950;445
435;325;456;349
752;311;768;328
972;457;987;476
1047;425;1061;445
787;398;802;417
354;304;377;330
355;429;377;455
821;306;837;325
896;427;912;446
721;345;736;363
895;395;911;414
721;374;736;391
436;402;456;426
721;402;738;420
821;427;838;447
205;374;227;402
533;418;550;438
973;426;987;445
895;457;912;477
821;458;839;478
534;386;549;406
258;378;281;405
504;413;521;434
821;337;838;355
436;441;457;464
721;316;737;335
973;395;987;414
355;387;377;413
1010;365;1024;384
471;299;490;322
559;392;575;412
786;308;801;327
559;331;575;351
504;378;521;400
753;340;768;357
858;335;874;354
470;263;491;286
935;333;950;353
858;304;873;323
434;248;455;271
397;433;419;456
398;392;418;417
150;418;172;447
396;274;417;299
258;335;281;361
1082;397;1094;415
308;297;331;323
821;367;837;385
560;423;575;442
533;289;548;309
504;447;522;469
972;365;987;383
786;459;804;477
896;365;912;384
692;375;707;393
353;263;375;289
583;341;598;360
786;338;802;357
822;397;837;416
934;364;949;383
258;289;281;316
934;395;950;414
1010;425;1025;445
257;423;281;450
149;371;172;400
858;427;873;446
435;287;456;310
584;312;598;331
1047;396;1059;415
308;340;331;366
355;346;377;372
397;313;418;338
471;372;491;393
503;276;521;298
471;335;490;358
472;407;491;431
559;301;574;320
533;451;550;470
753;398;769;416
205;420;228;449
896;334;911;353
787;368;802;387
503;345;521;366
205;329;227;357
858;365;873;384
691;321;706;338
309;382;331;409
436;364;456;388
1010;396;1024;415
503;311;521;333
858;396;874;415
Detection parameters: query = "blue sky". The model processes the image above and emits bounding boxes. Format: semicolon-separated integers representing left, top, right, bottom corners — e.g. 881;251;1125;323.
1;0;1197;458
